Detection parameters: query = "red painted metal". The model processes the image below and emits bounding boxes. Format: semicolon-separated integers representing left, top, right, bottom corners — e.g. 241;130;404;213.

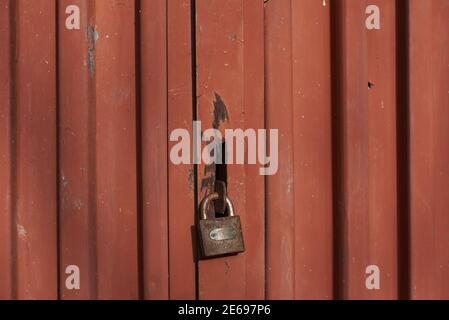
167;0;196;299
140;0;169;300
94;0;139;299
291;0;333;300
195;0;265;300
265;0;296;299
0;0;13;300
59;0;96;300
241;0;266;299
409;0;449;300
332;0;398;299
12;0;58;300
0;0;448;301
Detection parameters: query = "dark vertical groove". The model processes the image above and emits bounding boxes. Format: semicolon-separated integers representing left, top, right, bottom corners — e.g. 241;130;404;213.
330;0;345;300
134;0;144;300
165;0;170;300
262;1;268;300
55;0;61;300
396;0;411;301
215;141;228;186
9;0;18;300
190;0;199;301
289;0;296;298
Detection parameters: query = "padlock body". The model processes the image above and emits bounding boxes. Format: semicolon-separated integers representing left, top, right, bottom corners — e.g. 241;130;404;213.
198;216;245;258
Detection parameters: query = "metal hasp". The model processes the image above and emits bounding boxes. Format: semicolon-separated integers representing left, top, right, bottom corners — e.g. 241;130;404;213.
198;192;245;259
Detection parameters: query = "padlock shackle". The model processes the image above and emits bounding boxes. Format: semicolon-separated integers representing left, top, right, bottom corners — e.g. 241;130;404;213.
200;192;235;220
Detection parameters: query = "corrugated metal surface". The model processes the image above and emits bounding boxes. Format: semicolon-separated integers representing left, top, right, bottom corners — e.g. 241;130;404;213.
0;0;448;300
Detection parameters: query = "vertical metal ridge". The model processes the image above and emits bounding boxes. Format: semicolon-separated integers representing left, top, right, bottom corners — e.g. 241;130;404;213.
165;0;170;301
55;0;61;300
264;0;295;299
140;0;170;300
263;0;269;300
9;0;18;300
409;0;449;299
291;0;333;300
242;0;265;300
87;0;98;300
365;0;399;299
0;0;19;300
15;0;58;299
288;0;296;298
59;0;98;299
94;0;138;299
167;0;196;299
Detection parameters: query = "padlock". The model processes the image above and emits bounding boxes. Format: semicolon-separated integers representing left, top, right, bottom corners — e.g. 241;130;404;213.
198;192;245;258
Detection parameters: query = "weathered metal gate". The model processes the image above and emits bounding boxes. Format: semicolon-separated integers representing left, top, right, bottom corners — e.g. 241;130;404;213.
0;0;448;300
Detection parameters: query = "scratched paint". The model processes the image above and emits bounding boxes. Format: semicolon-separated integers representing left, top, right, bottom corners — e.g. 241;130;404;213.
86;25;99;77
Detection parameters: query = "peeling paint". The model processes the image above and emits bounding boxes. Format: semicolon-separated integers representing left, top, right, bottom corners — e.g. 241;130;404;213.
200;93;230;196
212;92;229;130
188;168;195;193
17;224;28;238
86;25;99;78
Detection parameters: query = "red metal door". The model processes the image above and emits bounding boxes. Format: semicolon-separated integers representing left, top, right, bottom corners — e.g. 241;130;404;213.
0;0;448;300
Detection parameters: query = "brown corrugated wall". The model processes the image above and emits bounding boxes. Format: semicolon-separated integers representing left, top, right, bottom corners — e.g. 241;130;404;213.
0;0;448;300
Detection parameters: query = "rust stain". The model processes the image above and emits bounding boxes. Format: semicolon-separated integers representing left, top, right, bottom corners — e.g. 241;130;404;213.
200;92;229;197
